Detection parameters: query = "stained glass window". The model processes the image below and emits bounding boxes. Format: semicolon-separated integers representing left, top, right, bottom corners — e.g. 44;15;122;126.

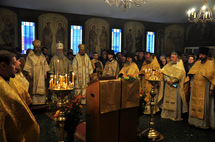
146;31;155;53
21;21;35;54
71;25;82;55
111;29;121;54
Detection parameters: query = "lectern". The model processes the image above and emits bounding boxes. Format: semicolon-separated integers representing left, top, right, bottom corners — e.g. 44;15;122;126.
86;77;139;142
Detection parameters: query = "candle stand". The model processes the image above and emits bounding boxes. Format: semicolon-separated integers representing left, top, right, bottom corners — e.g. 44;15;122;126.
139;79;163;141
139;68;164;141
49;89;73;142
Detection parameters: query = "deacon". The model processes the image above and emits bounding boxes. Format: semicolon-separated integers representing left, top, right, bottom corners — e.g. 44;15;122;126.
49;42;73;75
0;50;40;142
91;51;103;80
9;54;32;105
158;51;187;121
186;47;215;129
102;50;120;77
72;44;93;104
23;39;50;105
139;52;160;114
119;52;139;76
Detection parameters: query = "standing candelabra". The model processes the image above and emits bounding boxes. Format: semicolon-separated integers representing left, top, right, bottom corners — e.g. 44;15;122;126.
50;89;73;142
139;68;163;141
49;73;74;142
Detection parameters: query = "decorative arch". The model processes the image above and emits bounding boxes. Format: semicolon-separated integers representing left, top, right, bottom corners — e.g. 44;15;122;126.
38;13;68;56
124;22;145;54
85;18;109;56
165;25;184;56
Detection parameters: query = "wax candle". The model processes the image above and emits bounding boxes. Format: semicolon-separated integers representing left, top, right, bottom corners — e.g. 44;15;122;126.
57;60;59;82
65;74;67;85
54;75;56;86
72;72;74;85
49;79;52;88
60;75;62;86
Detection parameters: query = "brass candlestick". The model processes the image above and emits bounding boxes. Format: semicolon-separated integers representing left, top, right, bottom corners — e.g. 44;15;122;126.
139;79;163;141
50;89;73;142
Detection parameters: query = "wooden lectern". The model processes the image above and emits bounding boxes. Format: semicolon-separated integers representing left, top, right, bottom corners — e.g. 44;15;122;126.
86;77;139;142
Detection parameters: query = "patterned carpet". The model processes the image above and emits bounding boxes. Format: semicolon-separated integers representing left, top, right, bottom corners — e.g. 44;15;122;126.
43;112;86;142
33;107;215;142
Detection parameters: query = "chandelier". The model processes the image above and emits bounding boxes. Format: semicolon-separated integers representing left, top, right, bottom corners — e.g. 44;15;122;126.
105;0;147;11
187;0;215;24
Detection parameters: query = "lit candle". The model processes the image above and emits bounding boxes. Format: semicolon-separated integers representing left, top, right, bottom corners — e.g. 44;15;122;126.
72;72;74;85
60;75;62;86
68;75;70;85
65;74;67;85
49;79;52;88
194;13;196;18
57;60;59;82
54;75;56;86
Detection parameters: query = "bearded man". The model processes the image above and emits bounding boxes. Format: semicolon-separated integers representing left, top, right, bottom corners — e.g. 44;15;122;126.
119;52;139;76
0;50;40;142
49;42;73;76
72;44;93;104
158;51;187;121
139;52;160;114
186;47;215;129
23;40;50;105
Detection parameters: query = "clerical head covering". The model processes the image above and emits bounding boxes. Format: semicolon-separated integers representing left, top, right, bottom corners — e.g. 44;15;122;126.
107;50;114;55
32;40;41;47
125;52;133;58
199;46;209;55
78;44;85;50
56;42;64;50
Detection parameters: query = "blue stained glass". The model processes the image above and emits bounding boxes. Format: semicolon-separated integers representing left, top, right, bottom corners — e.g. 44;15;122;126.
112;29;121;54
21;21;35;54
71;25;82;55
146;31;155;53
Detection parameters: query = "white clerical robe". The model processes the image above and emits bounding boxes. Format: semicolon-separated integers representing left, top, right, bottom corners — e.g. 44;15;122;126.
23;50;50;105
72;53;93;104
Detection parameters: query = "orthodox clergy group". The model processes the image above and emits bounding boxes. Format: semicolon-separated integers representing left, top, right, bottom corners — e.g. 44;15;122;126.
0;39;214;141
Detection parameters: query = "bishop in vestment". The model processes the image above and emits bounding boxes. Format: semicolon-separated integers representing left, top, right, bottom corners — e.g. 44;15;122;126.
73;44;93;104
49;42;73;75
102;50;120;77
23;40;50;105
139;52;160;114
186;47;215;129
0;50;40;142
158;52;187;121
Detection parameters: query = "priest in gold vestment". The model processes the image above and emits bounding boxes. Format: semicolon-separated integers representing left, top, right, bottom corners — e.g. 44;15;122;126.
9;55;32;105
102;50;120;77
139;52;160;114
91;52;103;80
158;52;187;121
0;50;40;142
186;47;215;129
23;40;50;105
73;44;93;104
119;52;139;76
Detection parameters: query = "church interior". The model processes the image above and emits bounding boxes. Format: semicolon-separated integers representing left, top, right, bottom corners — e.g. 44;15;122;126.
0;0;215;142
